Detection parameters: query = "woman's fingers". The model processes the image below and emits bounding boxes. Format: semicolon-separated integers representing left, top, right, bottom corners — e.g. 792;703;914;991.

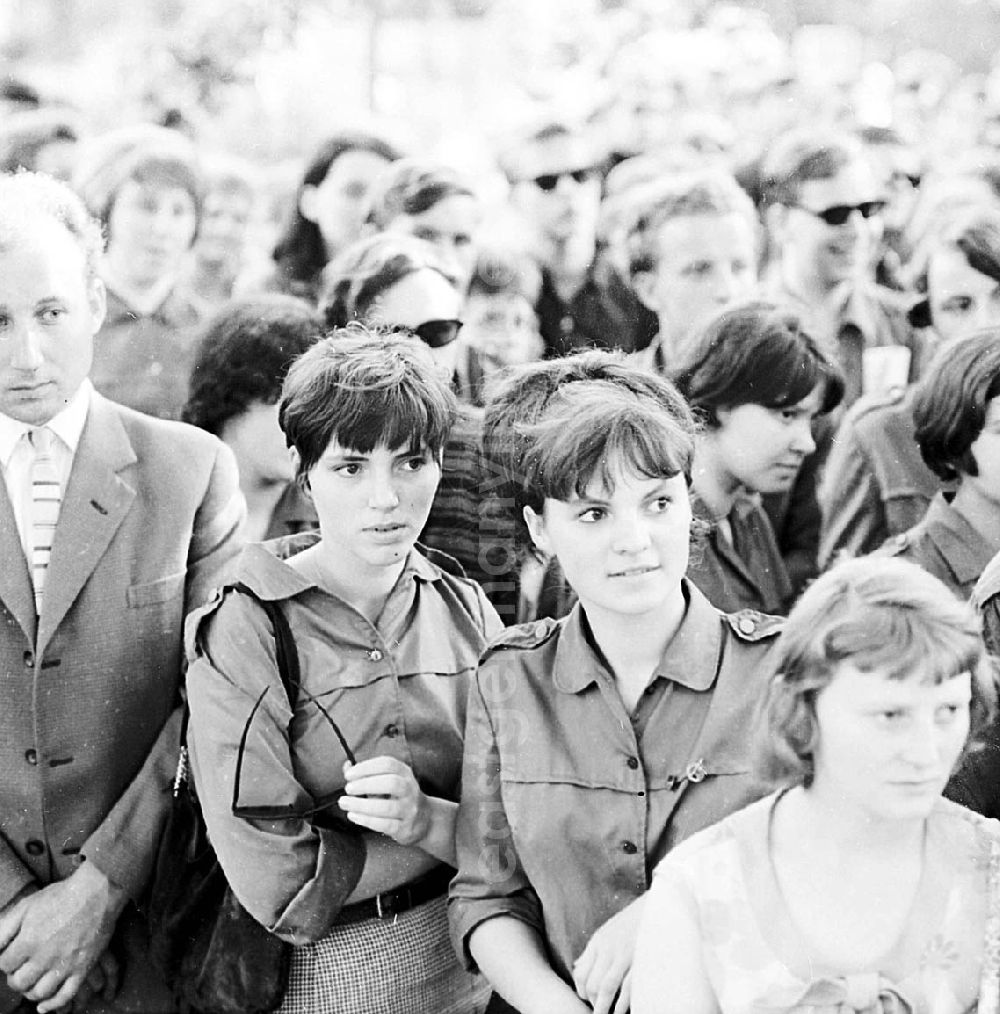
341;772;410;799
343;756;409;780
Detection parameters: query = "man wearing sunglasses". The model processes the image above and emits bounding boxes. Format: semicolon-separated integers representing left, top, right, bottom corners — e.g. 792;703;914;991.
504;121;657;358
762;128;923;407
757;130;926;598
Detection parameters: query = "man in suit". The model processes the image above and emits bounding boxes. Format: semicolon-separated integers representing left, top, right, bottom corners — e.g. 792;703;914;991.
0;172;243;1012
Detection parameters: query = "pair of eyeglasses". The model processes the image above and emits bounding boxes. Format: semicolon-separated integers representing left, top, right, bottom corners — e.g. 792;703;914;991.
793;200;887;226
531;167;594;192
231;682;356;825
407;318;464;349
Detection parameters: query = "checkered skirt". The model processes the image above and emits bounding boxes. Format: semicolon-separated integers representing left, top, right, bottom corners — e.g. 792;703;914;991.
277;895;490;1014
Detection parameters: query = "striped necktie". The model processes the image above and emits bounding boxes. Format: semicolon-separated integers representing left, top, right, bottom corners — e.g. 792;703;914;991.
28;427;61;613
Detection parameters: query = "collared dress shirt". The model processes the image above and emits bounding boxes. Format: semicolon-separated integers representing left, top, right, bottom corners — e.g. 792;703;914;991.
763;273;924;409
186;533;503;945
0;379;91;556
449;579;779;984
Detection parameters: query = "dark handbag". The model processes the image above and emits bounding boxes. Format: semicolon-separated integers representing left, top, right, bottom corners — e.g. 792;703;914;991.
147;583;300;1014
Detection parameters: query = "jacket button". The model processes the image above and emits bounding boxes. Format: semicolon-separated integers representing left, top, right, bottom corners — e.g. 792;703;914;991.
23;651;33;668
626;756;639;770
367;648;383;662
25;840;44;857
738;616;756;635
384;724;399;738
24;749;37;766
621;840;638;855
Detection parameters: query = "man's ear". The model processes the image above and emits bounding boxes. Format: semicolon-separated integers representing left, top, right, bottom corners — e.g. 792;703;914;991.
88;275;107;334
522;504;550;556
299;185;319;225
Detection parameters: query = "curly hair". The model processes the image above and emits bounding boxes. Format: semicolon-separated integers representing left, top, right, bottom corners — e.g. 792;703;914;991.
181;295;322;436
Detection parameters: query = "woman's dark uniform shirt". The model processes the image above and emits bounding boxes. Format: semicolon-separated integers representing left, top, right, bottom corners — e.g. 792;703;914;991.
449;579;781;984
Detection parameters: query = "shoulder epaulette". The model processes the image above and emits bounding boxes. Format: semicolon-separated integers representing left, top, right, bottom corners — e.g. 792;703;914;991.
724;609;783;643
873;530;913;558
481;617;560;661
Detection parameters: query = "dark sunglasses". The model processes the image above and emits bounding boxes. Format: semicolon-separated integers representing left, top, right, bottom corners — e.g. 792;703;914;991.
794;200;887;226
231;682;356;827
407;318;464;349
531;168;594;192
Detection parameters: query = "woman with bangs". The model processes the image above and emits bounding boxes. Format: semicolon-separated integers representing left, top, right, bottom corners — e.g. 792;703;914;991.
321;230;490;593
672;300;844;615
632;556;1000;1014
449;356;782;1014
185;328;500;1014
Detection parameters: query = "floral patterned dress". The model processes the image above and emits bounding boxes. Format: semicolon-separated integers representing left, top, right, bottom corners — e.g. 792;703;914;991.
646;793;1000;1013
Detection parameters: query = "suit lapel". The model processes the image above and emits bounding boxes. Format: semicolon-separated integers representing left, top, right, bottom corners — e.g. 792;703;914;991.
38;396;136;653
0;477;36;645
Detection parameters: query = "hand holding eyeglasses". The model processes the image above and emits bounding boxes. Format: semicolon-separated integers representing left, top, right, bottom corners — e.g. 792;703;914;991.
338;756;435;847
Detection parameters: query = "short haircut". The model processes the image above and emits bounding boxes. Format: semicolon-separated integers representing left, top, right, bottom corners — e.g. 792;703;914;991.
182;295;322;436
761;128;866;208
498;120;601;184
484;351;695;556
364;158;475;230
626;170;758;278
671;300;844;427
319;232;455;330
756;555;996;788
272;131;403;288
73;125;203;234
0;170;104;280
279;325;456;478
914;329;1000;482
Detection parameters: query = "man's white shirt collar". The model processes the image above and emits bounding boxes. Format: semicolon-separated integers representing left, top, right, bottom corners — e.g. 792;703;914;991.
0;379;93;467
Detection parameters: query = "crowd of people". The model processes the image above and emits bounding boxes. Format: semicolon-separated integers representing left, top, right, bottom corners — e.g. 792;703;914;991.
3;7;1000;1012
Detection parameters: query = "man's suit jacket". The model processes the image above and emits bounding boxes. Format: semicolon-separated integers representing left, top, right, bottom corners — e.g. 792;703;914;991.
0;393;243;1011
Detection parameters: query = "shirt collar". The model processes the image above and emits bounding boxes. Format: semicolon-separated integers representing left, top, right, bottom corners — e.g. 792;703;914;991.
553;579;723;695
234;533;443;602
102;282;201;327
0;378;92;467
